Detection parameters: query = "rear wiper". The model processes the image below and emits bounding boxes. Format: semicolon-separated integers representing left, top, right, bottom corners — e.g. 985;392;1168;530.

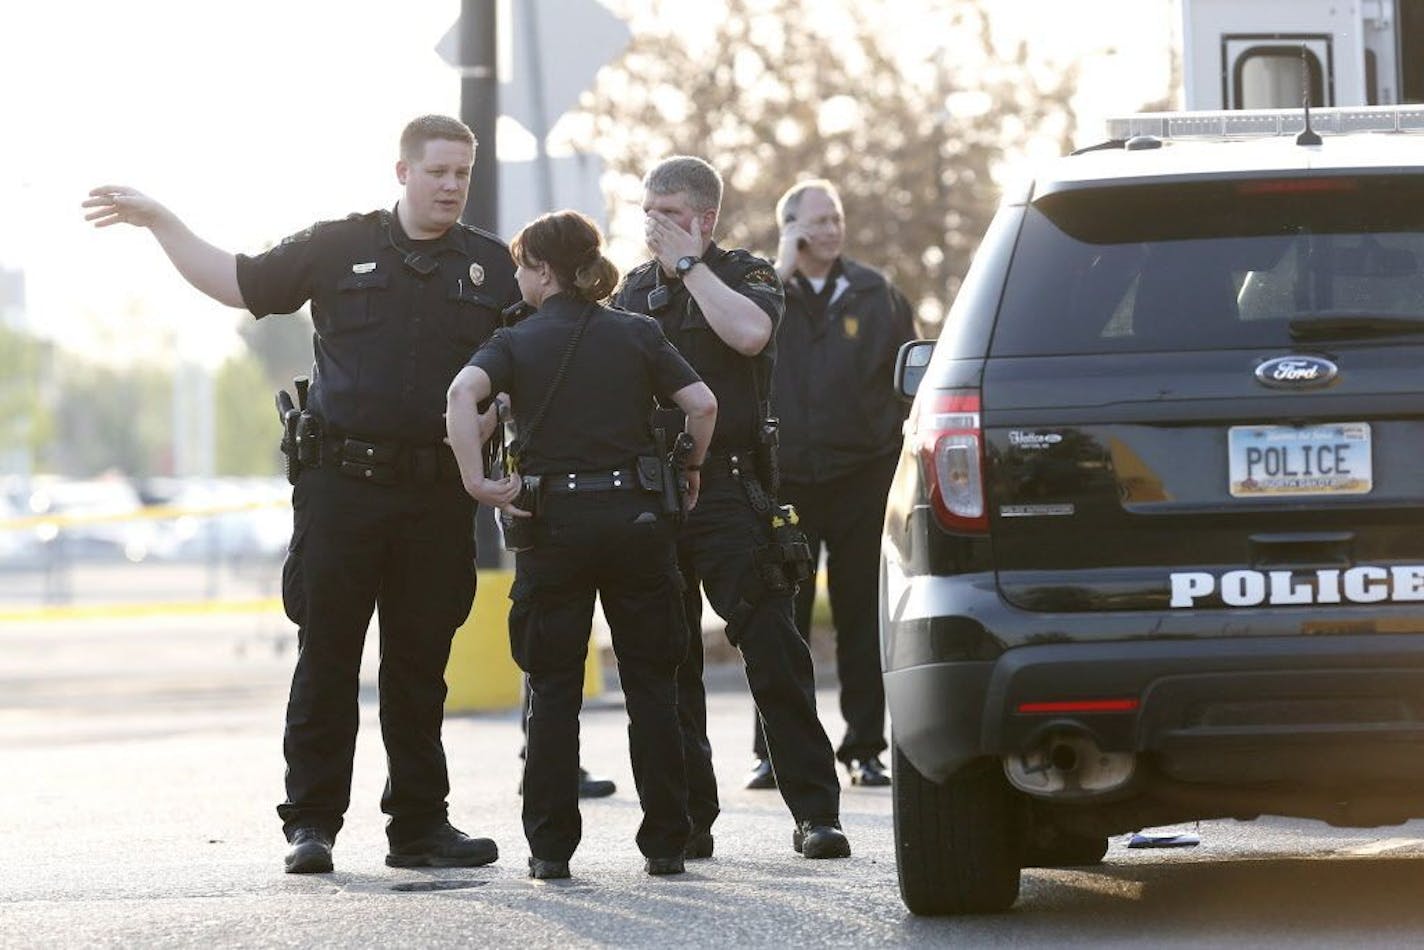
1288;313;1424;340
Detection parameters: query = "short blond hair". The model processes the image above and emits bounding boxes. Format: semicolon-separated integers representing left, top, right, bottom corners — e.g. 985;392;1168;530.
400;115;476;162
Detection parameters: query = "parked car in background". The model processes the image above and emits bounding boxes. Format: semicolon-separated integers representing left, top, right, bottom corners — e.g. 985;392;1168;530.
24;476;158;563
144;477;290;562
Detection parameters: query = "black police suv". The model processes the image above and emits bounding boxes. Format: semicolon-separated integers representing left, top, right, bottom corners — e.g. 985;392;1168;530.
882;105;1424;915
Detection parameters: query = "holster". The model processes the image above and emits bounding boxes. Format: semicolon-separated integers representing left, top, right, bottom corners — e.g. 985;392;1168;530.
635;455;674;508
751;505;812;592
649;428;693;523
500;475;542;552
754;416;782;499
727;501;814;644
768;503;814;586
295;412;322;467
280;409;301;486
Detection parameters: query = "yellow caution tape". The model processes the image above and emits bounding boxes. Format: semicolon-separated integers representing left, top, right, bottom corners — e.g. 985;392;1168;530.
0;498;290;533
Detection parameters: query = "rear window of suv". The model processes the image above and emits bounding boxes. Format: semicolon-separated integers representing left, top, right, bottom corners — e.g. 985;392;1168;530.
989;174;1424;356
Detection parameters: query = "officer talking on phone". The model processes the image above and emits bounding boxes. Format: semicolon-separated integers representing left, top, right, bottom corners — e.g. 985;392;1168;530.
755;179;916;790
751;178;917;786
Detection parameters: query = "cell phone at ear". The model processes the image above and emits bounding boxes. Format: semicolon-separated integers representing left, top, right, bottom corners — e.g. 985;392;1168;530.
785;216;808;251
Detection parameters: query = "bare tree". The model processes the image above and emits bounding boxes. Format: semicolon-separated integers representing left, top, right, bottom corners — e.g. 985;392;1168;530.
577;0;1080;334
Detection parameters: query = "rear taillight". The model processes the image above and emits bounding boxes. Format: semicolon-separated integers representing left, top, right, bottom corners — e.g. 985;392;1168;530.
915;390;987;534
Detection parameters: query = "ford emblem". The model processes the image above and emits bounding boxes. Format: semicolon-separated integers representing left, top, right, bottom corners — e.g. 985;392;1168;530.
1254;355;1338;390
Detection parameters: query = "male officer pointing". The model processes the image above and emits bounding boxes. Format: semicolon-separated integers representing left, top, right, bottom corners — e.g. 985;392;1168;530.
83;115;514;875
613;156;849;861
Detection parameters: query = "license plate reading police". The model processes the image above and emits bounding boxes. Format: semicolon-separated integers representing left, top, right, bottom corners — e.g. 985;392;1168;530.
1228;423;1371;497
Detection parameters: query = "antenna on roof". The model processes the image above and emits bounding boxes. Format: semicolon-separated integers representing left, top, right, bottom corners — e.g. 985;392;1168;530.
1296;44;1322;146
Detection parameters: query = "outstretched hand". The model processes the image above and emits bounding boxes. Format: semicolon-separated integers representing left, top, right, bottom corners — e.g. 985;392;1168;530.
82;185;167;229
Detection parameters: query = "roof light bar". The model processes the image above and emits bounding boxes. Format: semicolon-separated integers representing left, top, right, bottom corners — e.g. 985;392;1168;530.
1106;105;1424;142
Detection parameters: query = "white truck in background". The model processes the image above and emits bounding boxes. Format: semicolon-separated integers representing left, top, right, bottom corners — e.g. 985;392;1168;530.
1181;0;1424;109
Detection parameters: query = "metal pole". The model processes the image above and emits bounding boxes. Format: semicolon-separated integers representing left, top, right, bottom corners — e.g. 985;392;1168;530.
460;0;499;231
524;0;556;212
458;0;506;567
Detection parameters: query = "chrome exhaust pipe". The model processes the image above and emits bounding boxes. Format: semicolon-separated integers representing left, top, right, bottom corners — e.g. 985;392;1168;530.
1004;729;1136;799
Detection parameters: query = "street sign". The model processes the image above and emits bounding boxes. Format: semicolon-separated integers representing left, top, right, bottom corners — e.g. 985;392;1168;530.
504;0;630;136
498;153;606;239
438;0;630;135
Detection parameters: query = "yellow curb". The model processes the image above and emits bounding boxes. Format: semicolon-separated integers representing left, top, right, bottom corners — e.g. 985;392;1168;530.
446;569;603;712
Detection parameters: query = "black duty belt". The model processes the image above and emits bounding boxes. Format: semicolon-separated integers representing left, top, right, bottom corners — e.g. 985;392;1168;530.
542;468;642;494
701;450;756;477
317;434;459;486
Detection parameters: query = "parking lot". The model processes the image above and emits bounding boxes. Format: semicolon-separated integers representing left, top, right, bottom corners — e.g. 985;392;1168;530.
10;611;1424;947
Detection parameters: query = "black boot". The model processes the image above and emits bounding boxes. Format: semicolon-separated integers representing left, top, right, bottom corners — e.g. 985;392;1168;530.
684;828;714;859
743;758;777;790
386;822;498;868
846;756;891;787
792;819;851;859
284;827;333;874
578;767;616;798
528;856;571;879
646;855;686;876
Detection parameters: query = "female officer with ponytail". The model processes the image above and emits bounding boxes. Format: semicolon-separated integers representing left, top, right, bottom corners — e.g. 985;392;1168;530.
447;210;717;880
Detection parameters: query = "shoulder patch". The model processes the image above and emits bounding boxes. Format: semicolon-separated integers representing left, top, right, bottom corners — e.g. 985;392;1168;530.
280;225;317;246
744;266;778;286
455;221;511;250
720;247;770;267
622;260;660;288
280;214;366;247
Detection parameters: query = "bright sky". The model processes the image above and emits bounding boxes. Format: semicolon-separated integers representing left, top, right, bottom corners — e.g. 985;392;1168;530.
0;0;1175;368
0;1;470;366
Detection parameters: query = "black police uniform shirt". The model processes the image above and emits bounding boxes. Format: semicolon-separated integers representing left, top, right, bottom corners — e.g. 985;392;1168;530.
772;256;916;484
466;292;701;475
235;206;519;444
613;243;784;454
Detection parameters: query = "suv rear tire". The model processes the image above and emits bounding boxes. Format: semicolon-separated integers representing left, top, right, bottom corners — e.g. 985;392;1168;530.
892;743;1021;915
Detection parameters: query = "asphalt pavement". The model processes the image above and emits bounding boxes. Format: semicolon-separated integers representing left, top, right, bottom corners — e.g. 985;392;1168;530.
10;613;1424;948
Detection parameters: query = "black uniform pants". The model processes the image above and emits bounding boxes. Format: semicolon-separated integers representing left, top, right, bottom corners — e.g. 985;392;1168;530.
753;454;896;765
277;466;476;844
678;468;841;832
510;491;690;863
